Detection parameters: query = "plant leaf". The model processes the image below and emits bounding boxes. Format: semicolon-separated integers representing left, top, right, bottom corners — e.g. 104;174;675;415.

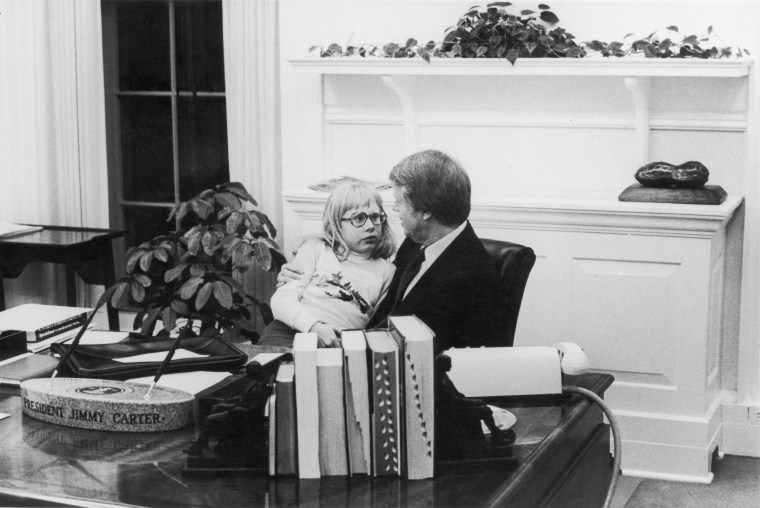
138;251;153;272
125;249;145;274
130;281;146;303
164;264;186;283
153;247;169;263
143;306;161;335
134;274;152;287
195;282;212;310
190;198;214;219
539;10;559;24
180;276;204;300
162;305;176;331
505;47;519;65
110;282;129;309
212;281;233;309
253;242;272;271
170;299;190;316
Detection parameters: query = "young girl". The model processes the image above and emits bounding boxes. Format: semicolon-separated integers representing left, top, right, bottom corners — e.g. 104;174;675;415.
263;182;396;347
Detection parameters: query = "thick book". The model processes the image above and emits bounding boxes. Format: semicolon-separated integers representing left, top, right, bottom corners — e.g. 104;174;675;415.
293;333;320;479
275;361;297;476
0;353;59;386
317;348;349;476
388;315;435;480
341;329;371;475
0;304;90;343
26;325;98;353
364;329;401;477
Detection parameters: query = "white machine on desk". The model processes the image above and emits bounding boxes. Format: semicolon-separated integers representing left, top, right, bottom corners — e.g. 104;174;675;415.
445;342;591;398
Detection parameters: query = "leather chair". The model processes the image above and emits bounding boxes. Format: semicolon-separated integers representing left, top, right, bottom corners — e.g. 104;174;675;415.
480;239;536;347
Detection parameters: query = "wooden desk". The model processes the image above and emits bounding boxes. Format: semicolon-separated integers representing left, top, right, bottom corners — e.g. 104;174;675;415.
0;373;612;507
0;226;125;330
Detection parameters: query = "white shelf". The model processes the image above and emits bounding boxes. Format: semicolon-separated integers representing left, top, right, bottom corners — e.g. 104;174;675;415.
290;56;752;161
289;57;753;78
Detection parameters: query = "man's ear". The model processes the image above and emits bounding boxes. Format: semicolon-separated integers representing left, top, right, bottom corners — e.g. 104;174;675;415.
422;211;433;221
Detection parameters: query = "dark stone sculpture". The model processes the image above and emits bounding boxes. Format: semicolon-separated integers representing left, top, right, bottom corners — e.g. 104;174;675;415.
635;161;710;189
184;361;272;472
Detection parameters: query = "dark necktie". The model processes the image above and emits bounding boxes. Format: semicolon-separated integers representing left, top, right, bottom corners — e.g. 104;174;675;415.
392;247;426;307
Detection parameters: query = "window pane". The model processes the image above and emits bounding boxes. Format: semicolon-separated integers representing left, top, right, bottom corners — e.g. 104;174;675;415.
118;2;170;91
123;206;174;247
176;2;225;92
177;97;229;200
120;96;175;202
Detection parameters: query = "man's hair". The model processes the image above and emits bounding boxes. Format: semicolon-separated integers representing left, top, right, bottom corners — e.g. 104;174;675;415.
321;182;396;260
389;150;471;226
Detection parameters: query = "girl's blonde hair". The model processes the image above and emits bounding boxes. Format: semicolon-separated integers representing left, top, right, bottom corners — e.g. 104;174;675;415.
322;182;396;260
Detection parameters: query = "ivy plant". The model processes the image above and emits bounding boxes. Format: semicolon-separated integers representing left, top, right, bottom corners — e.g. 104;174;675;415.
101;182;285;342
308;2;748;65
586;26;749;59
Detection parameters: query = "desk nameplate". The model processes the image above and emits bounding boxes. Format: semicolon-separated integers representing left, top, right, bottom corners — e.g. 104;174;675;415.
20;378;194;432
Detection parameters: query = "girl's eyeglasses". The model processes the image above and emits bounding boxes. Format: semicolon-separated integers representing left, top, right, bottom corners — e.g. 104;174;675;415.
341;211;387;228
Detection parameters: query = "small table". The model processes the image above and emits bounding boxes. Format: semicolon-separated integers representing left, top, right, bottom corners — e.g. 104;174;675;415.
0;225;125;330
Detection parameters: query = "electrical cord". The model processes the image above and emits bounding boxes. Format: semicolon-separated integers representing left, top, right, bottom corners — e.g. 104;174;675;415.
562;385;621;508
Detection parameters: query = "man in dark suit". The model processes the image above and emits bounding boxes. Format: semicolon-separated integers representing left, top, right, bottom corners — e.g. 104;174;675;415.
364;150;508;351
277;150;508;351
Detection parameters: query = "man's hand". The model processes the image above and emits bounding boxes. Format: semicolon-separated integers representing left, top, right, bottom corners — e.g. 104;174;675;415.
309;322;341;348
276;261;304;288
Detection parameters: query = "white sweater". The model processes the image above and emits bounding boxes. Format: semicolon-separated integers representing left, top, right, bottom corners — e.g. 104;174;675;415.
271;240;396;333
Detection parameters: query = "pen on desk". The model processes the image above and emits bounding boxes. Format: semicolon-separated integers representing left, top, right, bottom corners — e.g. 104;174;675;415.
48;306;99;386
144;332;183;400
144;321;193;400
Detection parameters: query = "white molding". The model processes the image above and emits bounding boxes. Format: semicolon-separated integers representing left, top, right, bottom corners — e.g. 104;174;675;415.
323;109;748;132
290;57;753;78
621;468;715;484
284;188;743;239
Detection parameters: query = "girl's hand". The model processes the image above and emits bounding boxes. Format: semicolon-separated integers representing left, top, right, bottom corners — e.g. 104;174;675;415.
309;322;340;348
276;262;304;288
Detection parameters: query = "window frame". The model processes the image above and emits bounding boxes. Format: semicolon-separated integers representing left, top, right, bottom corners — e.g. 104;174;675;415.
101;0;226;247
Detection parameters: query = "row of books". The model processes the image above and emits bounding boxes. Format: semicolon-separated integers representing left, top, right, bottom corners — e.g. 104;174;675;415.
268;314;435;480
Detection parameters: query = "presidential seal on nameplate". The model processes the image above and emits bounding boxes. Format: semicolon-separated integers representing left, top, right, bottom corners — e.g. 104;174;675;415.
20;378;195;432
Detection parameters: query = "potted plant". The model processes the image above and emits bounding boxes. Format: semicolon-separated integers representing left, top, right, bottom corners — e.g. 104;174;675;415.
99;181;285;343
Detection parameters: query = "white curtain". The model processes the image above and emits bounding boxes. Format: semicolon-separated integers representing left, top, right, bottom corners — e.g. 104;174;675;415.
222;0;282;332
0;0;108;307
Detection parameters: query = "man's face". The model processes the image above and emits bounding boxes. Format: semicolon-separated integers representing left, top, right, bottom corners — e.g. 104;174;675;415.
392;184;427;244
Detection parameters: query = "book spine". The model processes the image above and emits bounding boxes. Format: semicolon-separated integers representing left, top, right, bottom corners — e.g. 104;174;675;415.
343;348;370;475
293;333;320;479
317;349;348;476
371;349;400;476
276;377;297;475
32;312;88;342
403;339;435;480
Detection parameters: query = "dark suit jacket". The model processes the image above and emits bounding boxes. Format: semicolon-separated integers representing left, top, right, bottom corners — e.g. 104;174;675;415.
367;222;508;352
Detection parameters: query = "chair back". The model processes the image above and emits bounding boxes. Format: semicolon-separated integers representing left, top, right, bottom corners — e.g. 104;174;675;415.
480;238;536;347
